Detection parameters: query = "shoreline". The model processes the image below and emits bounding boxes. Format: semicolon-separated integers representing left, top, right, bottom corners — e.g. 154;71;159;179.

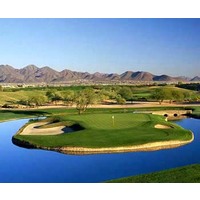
13;131;194;155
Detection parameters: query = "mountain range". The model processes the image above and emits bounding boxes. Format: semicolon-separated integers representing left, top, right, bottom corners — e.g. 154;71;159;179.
0;64;199;83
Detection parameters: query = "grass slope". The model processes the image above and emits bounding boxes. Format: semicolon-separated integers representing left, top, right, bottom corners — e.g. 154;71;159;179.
107;164;200;183
14;112;192;148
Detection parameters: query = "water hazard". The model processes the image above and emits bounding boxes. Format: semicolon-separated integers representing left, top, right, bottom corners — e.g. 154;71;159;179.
0;118;199;182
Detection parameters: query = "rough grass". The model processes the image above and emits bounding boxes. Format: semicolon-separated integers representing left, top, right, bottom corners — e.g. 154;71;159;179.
14;113;192;148
0;90;46;105
106;164;200;183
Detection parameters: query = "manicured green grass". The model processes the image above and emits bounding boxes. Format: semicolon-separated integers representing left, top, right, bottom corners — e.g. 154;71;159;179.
106;164;200;183
14;112;192;148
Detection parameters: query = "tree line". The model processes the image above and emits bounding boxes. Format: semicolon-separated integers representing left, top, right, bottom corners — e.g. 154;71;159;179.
176;83;200;91
151;87;198;104
12;86;137;114
2;85;199;114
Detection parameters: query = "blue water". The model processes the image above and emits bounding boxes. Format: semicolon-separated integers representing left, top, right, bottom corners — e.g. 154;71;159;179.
0;118;199;183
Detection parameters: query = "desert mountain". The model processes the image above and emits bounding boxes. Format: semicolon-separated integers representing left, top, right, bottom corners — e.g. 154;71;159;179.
0;64;197;83
153;75;177;82
190;76;200;82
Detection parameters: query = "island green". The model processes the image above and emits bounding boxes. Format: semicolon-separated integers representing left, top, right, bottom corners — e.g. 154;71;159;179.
13;112;192;149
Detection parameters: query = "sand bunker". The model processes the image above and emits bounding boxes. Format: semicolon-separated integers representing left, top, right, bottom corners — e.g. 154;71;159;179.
154;124;172;129
20;122;66;135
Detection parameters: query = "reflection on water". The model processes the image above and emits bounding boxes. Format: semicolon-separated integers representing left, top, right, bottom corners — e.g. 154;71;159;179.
0;118;199;183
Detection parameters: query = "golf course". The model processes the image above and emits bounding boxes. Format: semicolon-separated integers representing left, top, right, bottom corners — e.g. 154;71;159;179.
0;84;198;155
1;17;200;186
13;111;193;154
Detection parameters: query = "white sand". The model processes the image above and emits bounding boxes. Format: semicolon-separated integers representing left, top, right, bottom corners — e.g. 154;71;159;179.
20;122;66;135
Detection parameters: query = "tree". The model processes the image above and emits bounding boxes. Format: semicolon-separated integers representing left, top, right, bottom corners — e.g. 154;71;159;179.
151;88;168;104
46;90;63;105
28;95;47;107
98;92;109;103
110;85;121;94
62;90;75;106
75;89;97;114
52;92;63;105
98;89;111;103
83;88;98;105
18;98;29;107
116;95;126;105
161;88;173;104
105;88;118;99
171;90;184;102
46;90;55;102
75;93;88;115
118;87;133;100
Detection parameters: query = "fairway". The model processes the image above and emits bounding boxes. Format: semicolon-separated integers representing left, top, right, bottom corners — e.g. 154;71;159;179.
14;112;193;151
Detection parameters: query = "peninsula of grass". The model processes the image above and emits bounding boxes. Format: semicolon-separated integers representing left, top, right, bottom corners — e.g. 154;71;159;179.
106;164;200;183
13;112;193;154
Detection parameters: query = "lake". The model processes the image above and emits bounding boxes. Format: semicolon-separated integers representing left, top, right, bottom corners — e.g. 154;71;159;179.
0;117;199;183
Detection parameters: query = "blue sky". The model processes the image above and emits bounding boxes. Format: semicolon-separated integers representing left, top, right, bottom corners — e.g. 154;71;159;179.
0;18;199;77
